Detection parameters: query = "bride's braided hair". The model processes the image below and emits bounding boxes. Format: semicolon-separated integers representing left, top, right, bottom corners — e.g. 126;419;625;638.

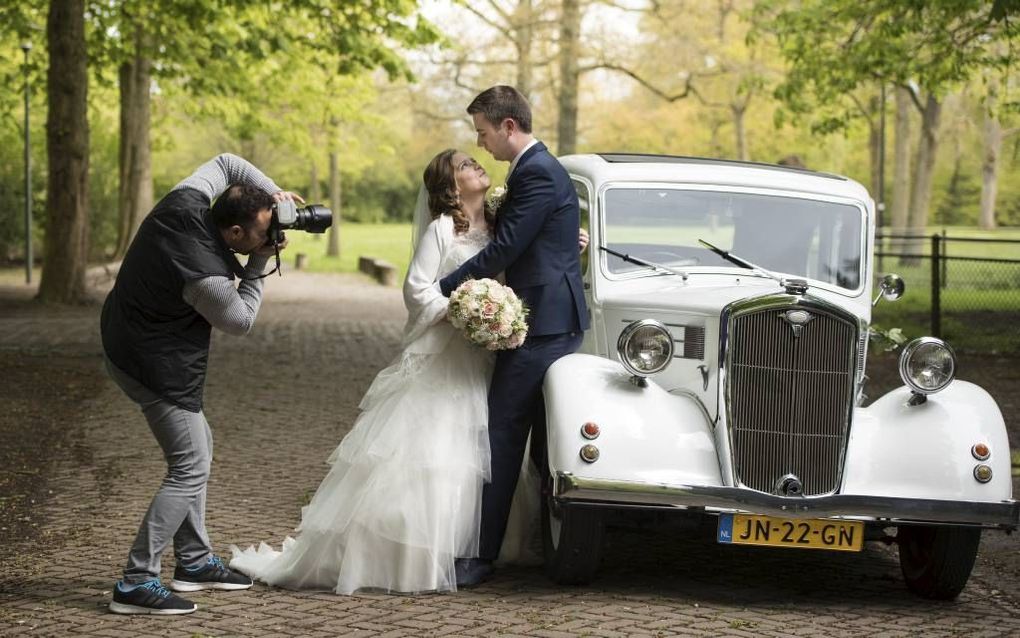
423;148;495;235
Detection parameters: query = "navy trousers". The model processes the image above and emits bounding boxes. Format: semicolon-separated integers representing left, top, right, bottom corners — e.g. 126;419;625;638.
478;330;584;561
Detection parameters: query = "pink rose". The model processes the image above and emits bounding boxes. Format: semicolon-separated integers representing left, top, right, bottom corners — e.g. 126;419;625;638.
481;301;498;319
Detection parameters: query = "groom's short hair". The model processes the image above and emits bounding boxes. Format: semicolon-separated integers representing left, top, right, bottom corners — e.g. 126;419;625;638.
467;86;533;134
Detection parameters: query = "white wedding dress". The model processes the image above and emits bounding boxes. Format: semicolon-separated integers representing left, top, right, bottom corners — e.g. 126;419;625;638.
230;214;538;594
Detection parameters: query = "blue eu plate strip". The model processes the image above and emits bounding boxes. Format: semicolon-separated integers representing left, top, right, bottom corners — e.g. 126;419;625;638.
717;513;734;544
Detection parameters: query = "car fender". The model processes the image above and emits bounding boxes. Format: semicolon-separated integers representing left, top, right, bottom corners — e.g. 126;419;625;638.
842;381;1012;502
543;353;722;487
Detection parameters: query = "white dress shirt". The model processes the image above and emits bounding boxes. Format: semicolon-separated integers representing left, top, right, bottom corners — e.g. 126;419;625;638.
506;139;539;180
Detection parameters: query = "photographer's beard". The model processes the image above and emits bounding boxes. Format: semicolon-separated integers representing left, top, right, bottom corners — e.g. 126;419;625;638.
222;208;273;255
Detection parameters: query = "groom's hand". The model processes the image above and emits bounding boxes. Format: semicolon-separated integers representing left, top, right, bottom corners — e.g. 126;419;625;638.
578;227;590;253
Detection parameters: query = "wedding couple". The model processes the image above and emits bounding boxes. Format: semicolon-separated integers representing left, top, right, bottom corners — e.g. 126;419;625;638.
229;85;590;594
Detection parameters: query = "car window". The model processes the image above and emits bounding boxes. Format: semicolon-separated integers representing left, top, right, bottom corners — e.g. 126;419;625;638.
602;187;863;290
573;179;591;276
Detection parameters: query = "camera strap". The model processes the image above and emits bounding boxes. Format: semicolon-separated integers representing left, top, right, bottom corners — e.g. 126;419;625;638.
237;244;283;280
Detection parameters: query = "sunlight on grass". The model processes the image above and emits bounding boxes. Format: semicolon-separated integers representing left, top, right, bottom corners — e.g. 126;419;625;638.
281;222;413;283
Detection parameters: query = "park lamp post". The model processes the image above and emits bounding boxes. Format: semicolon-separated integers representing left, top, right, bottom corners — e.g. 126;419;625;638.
21;41;32;285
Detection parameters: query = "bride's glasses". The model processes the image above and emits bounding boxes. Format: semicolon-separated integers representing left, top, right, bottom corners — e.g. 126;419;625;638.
457;157;481;171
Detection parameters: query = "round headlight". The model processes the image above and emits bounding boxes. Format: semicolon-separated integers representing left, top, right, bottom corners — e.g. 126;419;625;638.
898;337;956;395
617;319;674;377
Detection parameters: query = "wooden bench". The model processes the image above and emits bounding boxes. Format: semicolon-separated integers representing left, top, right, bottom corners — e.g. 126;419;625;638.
358;255;397;286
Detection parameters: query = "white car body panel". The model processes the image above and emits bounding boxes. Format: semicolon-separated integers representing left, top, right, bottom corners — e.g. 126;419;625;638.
544;154;1017;530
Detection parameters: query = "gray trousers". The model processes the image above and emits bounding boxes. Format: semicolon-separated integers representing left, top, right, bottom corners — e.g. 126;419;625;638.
105;357;213;584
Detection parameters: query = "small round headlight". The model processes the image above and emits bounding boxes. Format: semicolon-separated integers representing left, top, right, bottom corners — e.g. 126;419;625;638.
617;319;674;377
898;337;956;395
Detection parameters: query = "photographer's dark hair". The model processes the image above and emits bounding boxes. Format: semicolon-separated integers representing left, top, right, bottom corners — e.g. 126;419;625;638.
209;183;274;230
467;85;532;134
423;149;495;235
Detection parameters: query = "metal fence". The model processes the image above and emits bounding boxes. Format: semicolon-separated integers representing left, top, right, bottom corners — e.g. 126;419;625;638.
874;233;1020;354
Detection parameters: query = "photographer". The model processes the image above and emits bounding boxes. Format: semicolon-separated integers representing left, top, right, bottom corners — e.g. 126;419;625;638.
101;154;298;615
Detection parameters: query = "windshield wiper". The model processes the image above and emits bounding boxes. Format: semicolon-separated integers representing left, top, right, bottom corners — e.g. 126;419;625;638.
599;245;689;282
697;239;788;288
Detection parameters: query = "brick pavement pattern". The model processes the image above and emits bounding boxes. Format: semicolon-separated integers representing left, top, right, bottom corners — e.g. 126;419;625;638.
1;272;1019;637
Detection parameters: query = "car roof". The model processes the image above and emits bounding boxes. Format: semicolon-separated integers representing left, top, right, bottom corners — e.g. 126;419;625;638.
560;153;872;204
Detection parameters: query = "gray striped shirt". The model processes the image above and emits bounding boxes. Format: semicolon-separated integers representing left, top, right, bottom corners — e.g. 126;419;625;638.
176;154;281;336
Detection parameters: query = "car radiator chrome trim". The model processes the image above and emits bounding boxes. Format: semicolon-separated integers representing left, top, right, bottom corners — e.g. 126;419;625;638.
554;473;1020;529
721;294;864;497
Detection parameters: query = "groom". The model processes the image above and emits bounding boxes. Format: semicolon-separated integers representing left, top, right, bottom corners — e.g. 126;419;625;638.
439;85;589;585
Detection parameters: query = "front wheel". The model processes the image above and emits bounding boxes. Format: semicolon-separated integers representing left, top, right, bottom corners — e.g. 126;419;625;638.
897;525;981;600
541;476;605;585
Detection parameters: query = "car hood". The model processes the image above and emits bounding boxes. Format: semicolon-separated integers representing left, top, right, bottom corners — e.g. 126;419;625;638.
595;273;871;321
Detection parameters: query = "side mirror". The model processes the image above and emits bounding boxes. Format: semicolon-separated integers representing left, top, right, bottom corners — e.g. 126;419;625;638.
873;273;905;306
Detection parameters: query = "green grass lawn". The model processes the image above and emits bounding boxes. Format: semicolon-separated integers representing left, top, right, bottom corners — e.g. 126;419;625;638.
877;226;1020;259
278;222;413;283
872;227;1020;354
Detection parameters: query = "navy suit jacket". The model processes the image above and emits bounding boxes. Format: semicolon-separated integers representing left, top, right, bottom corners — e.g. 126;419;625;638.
440;142;589;337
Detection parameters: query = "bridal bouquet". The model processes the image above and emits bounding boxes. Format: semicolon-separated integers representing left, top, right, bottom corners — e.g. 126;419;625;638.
449;278;528;350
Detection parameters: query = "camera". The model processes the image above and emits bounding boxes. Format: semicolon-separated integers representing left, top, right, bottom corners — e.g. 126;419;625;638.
267;200;333;246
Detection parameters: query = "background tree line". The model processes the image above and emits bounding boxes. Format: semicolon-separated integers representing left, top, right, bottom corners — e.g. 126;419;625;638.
0;0;1016;302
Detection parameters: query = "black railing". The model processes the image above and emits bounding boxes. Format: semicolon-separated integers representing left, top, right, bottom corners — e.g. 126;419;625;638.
874;232;1020;354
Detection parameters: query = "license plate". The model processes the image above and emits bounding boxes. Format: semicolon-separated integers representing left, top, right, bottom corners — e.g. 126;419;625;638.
717;514;863;552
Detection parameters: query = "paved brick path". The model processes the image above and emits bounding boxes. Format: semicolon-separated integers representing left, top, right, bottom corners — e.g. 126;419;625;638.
1;272;1018;637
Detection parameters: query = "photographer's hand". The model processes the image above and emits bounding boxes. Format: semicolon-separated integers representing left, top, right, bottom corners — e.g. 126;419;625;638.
273;191;305;204
254;236;288;257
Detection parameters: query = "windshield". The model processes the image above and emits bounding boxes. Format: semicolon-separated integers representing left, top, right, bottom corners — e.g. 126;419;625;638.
602;187;864;290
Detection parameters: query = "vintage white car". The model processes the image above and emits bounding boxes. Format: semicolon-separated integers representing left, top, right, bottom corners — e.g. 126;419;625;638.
541;153;1019;599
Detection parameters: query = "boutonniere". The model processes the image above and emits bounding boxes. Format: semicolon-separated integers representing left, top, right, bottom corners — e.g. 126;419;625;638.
487;184;508;211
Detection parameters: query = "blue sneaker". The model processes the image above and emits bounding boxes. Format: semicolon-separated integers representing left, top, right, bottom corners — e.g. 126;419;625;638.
170;555;253;592
109;579;197;615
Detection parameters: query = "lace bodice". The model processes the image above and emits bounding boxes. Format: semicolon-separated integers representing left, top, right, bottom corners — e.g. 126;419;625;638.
443;227;492;274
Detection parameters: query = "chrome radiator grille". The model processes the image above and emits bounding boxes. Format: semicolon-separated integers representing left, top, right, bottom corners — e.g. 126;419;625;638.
726;305;857;496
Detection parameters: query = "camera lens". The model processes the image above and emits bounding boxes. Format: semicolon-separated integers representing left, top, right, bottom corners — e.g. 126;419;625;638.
294;205;332;233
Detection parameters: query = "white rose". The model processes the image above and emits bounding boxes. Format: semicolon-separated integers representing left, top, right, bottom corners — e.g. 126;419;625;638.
488;285;508;302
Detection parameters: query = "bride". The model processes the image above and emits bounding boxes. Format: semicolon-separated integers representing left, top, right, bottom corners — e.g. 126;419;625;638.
230;149;539;594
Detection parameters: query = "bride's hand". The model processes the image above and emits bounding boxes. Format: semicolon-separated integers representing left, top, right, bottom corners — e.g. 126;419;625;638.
578;227;590;253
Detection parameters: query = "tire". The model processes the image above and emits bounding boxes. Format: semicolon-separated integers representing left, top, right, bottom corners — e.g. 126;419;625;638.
897;525;982;600
540;475;606;585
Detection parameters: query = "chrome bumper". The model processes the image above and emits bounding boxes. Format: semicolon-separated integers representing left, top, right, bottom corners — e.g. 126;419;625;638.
555;473;1020;529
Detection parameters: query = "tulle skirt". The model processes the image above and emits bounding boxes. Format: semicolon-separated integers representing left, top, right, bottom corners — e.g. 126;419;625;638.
230;334;495;594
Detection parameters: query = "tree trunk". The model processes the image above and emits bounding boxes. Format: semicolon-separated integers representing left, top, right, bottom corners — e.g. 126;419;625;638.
554;0;579;155
327;150;340;257
309;159;322;242
38;0;90;304
114;22;152;260
980;81;1002;231
515;0;533;100
890;86;912;252
556;0;580;155
868;94;881;201
732;104;748;161
904;94;942;260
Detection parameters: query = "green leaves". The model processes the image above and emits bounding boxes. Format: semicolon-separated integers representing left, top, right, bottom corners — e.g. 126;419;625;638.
756;0;1017;131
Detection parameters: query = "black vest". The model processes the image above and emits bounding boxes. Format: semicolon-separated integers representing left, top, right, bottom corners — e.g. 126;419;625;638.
101;188;244;412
